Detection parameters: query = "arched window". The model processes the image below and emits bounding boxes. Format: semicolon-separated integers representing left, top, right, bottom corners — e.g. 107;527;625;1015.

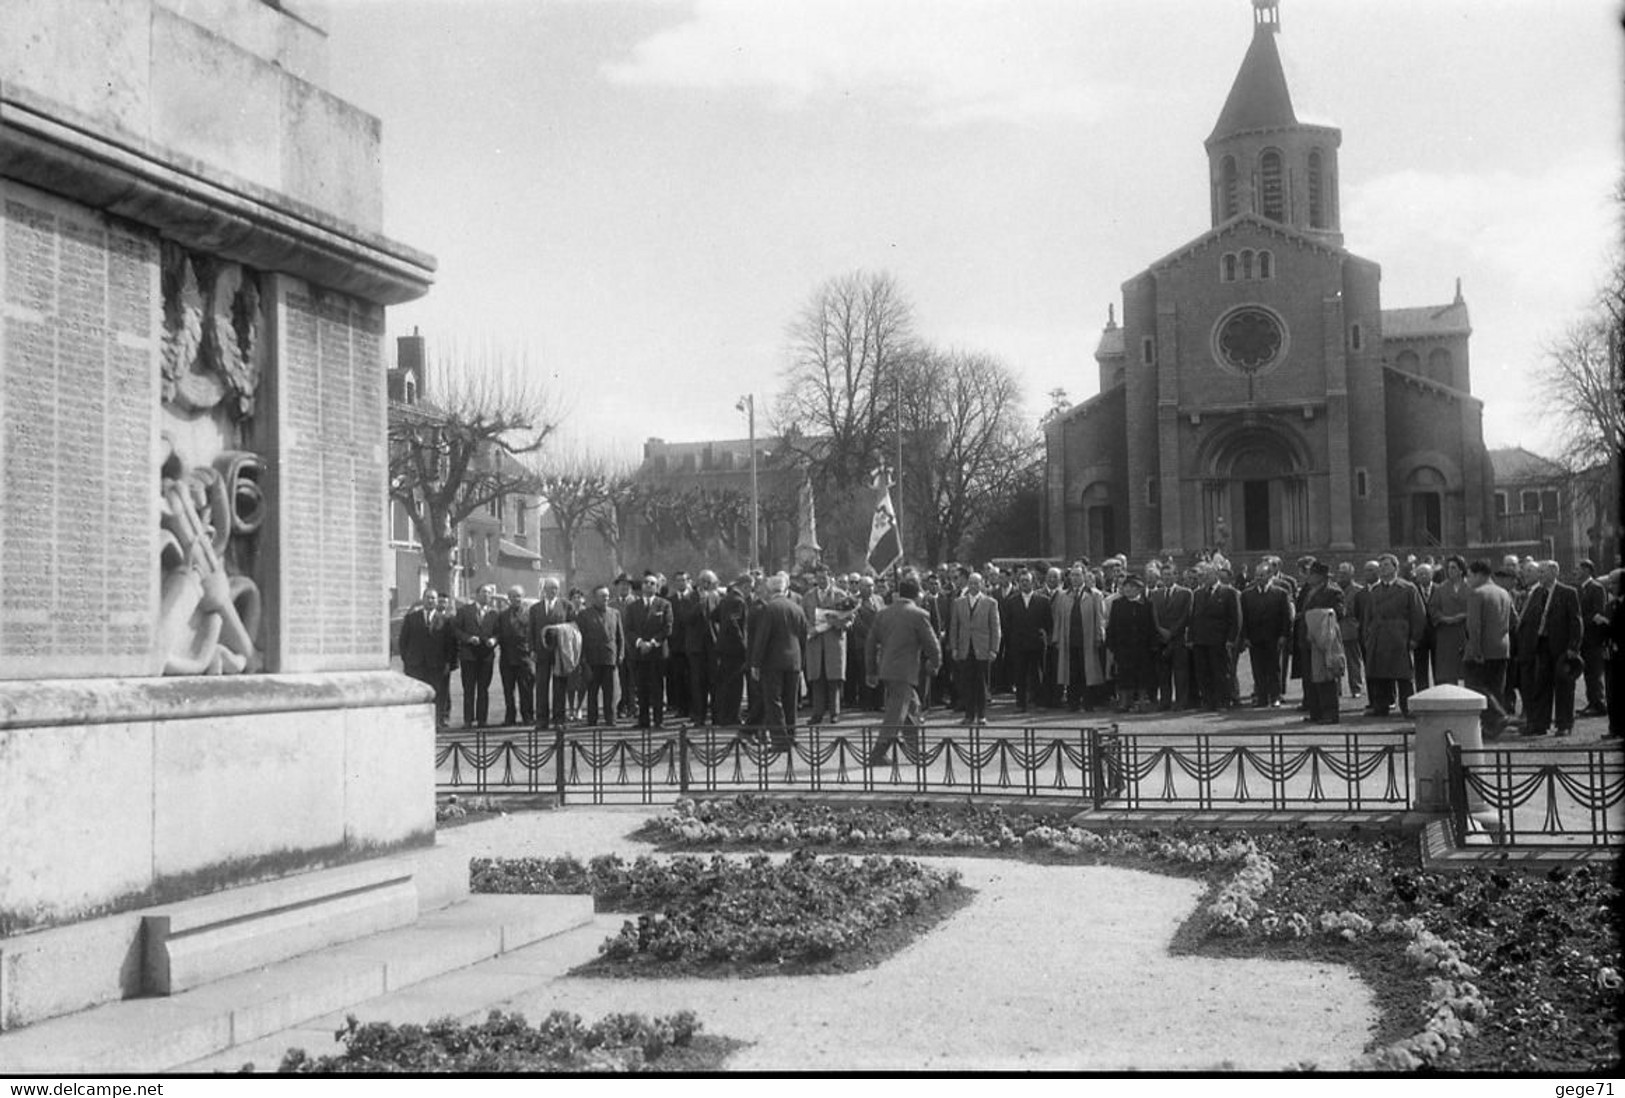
404;373;417;405
1222;253;1237;282
1241;250;1254;280
1427;347;1454;385
1396;349;1421;374
1308;150;1324;228
1260;150;1284;221
1258;250;1272;279
1222;156;1239;218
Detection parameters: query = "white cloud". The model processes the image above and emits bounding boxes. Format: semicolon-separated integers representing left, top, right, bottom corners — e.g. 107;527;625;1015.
602;0;1121;127
1345;156;1619;313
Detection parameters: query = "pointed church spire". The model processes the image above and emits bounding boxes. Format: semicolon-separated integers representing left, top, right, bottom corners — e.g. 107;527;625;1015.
1454;277;1463;304
1208;0;1296;144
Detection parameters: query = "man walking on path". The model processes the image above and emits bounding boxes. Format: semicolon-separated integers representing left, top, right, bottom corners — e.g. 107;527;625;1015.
866;574;942;766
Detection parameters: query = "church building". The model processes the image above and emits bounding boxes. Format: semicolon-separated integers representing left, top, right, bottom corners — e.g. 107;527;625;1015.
1044;0;1494;563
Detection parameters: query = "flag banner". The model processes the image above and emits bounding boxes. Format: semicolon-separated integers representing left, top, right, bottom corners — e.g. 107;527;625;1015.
867;486;902;574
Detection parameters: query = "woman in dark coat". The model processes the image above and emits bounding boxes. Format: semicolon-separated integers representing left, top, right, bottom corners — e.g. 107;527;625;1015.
1107;575;1159;713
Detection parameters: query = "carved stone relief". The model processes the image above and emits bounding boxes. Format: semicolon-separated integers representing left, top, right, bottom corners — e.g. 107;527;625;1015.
158;243;268;674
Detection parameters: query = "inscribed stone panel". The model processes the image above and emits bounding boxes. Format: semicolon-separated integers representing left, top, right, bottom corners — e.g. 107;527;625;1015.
0;182;160;678
270;277;387;671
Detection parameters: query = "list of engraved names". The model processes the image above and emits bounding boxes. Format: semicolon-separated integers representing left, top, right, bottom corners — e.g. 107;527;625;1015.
279;285;385;664
0;187;156;673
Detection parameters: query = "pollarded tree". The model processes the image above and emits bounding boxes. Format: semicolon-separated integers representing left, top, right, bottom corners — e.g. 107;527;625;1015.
775;270;917;491
389;351;557;594
531;452;617;592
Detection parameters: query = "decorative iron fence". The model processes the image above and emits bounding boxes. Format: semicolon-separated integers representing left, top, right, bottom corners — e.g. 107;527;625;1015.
436;723;1413;811
1446;736;1625;846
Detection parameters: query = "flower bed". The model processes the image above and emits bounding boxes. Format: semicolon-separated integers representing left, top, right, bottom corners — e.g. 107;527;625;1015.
274;1010;733;1073
645;796;1620;1073
473;848;969;976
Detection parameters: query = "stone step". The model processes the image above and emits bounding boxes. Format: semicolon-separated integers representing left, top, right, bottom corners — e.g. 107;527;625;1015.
144;860;421;996
177;918;621;1073
0;894;593;1074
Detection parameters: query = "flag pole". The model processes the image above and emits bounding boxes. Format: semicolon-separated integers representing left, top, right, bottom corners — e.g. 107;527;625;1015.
894;373;903;574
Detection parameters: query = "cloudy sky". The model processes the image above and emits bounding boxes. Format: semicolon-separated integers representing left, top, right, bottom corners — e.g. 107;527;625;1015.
324;0;1621;465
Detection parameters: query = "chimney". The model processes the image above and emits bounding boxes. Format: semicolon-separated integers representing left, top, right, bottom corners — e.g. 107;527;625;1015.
397;328;426;398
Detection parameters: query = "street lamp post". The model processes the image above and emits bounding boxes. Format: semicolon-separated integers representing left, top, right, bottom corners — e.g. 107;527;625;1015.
736;394;759;570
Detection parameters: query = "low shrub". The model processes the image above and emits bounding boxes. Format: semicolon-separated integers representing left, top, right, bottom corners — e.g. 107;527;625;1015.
274;1009;731;1073
473;847;968;975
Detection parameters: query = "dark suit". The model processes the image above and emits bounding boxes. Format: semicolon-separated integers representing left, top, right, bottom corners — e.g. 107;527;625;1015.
675;588;719;724
1239;582;1292;706
1412;582;1437;693
711;589;750;726
495;603;535;726
1002;591;1051;710
1578;577;1610;713
1189;582;1241;709
575;603;624;725
624;596;674;728
748;593;807;738
527;596;575;728
1517;581;1584;734
399;605;451;726
1149;583;1192;710
452;601;500;726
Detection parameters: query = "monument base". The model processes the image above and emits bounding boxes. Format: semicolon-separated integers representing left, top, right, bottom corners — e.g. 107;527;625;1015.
0;671;437;1029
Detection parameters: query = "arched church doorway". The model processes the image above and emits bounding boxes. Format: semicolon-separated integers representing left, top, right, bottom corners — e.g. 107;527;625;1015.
1202;428;1309;552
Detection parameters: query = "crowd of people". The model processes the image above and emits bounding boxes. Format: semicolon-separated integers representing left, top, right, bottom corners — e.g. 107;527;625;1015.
397;549;1621;752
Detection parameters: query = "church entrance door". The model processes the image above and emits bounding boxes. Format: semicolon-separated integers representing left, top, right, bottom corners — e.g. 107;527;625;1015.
1242;480;1270;550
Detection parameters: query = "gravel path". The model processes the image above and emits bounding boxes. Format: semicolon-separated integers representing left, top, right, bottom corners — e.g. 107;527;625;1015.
438;808;1376;1071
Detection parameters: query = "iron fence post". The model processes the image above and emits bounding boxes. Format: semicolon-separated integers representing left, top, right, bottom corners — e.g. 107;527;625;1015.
678;724;690;794
1445;732;1468;848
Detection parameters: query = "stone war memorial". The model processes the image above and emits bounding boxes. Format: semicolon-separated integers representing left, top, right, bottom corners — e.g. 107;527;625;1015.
0;0;451;1036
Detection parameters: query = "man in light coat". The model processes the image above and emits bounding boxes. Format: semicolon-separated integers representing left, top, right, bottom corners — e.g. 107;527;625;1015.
950;571;1003;726
1051;565;1107;711
801;563;853;725
866;574;942;765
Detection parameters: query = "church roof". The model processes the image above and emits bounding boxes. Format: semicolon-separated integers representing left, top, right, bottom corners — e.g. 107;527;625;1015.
1382;300;1471;340
1096;326;1124;358
1208;19;1297;143
1142;210;1345;276
1489;446;1564;483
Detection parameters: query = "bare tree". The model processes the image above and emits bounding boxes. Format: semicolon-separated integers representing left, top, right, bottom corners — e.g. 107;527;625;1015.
897;348;1038;564
389;351;557;594
775;270;916;490
1534;318;1622;476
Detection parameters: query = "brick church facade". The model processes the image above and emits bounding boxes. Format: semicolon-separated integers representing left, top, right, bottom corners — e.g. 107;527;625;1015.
1045;1;1494;563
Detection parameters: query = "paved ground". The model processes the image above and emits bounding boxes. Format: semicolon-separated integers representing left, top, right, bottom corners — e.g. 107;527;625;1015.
425;807;1377;1071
